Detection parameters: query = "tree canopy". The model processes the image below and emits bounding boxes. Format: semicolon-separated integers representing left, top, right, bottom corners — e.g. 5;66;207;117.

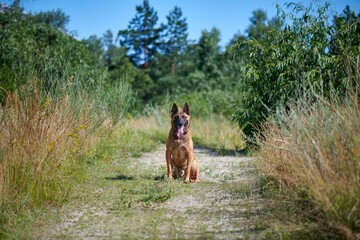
118;0;162;68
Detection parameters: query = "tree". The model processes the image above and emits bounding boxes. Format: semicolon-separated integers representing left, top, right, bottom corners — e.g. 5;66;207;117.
227;31;246;48
98;30;155;101
162;6;188;74
329;5;360;90
83;35;104;67
103;29;114;49
32;9;70;31
197;27;222;89
103;30;117;70
246;9;268;40
118;0;163;68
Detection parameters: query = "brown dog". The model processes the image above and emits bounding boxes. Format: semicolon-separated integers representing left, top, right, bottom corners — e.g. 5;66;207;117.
166;103;199;183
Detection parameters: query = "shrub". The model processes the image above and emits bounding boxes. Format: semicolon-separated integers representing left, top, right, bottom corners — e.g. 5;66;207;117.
0;3;107;101
230;2;360;136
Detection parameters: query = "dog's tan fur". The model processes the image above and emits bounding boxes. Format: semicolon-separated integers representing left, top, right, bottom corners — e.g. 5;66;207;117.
166;103;199;183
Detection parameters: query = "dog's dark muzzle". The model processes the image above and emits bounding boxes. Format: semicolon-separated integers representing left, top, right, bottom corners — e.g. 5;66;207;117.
173;116;188;129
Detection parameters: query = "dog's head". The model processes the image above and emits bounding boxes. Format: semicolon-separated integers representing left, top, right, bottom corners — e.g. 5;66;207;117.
171;103;190;140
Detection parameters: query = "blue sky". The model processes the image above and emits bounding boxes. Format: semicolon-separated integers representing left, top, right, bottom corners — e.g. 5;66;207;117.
8;0;360;48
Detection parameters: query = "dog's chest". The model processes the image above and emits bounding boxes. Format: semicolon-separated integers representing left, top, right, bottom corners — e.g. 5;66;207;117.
172;145;186;158
171;144;187;165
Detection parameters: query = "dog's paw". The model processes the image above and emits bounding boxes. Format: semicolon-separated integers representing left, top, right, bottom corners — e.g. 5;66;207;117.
184;179;190;184
167;178;173;183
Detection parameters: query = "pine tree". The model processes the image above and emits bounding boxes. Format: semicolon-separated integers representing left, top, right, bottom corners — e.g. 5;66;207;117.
162;6;188;74
32;9;70;31
118;0;162;68
83;35;104;67
246;9;268;40
197;27;221;86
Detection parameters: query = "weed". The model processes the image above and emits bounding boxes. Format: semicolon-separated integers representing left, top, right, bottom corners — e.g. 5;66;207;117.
142;187;175;204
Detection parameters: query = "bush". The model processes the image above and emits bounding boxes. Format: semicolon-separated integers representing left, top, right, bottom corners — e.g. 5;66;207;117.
230;2;360;136
0;3;107;101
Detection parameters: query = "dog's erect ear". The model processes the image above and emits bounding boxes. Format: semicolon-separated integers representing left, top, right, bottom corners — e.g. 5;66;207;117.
183;103;190;116
171;103;178;116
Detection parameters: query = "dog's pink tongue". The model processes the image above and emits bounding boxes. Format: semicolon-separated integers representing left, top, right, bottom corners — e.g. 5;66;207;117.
177;126;184;139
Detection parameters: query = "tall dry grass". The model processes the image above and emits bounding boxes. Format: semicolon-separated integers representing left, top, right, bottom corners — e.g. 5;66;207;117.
192;115;246;152
0;82;94;223
126;106;246;152
257;93;360;238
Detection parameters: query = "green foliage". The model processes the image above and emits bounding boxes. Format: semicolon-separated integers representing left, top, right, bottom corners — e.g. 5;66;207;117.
230;2;360;136
0;4;136;238
0;4;107;101
162;6;188;57
118;0;163;68
82;29;155;103
246;9;268;40
82;34;105;67
161;6;188;75
197;27;222;89
31;8;70;31
102;81;135;126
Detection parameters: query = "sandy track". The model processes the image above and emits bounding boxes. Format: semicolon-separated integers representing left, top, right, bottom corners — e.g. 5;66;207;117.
41;146;265;239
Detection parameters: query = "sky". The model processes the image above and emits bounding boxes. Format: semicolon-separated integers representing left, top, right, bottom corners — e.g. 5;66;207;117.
5;0;360;48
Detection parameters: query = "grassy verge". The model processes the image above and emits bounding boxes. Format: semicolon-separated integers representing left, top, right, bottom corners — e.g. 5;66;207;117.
255;91;360;239
0;84;92;237
0;123;165;239
0;75;134;238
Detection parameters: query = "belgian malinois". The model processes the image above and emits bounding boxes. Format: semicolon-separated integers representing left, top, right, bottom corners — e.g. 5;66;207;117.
166;103;199;183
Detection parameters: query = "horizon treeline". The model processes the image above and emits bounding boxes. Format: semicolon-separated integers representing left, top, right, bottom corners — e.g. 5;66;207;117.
82;0;282;106
1;0;359;135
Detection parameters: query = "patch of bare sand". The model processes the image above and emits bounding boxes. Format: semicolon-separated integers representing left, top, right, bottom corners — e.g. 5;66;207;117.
139;146;265;239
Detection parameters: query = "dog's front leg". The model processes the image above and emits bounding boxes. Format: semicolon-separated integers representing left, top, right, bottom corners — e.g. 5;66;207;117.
184;152;194;184
166;150;172;182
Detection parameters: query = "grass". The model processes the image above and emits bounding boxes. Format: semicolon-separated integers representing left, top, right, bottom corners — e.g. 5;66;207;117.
192;114;246;153
0;78;278;239
0;118;166;238
256;91;360;239
0;74;135;238
126;106;247;153
0;82;97;237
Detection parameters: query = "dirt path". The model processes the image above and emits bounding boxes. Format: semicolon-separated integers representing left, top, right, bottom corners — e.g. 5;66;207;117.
39;146;266;239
